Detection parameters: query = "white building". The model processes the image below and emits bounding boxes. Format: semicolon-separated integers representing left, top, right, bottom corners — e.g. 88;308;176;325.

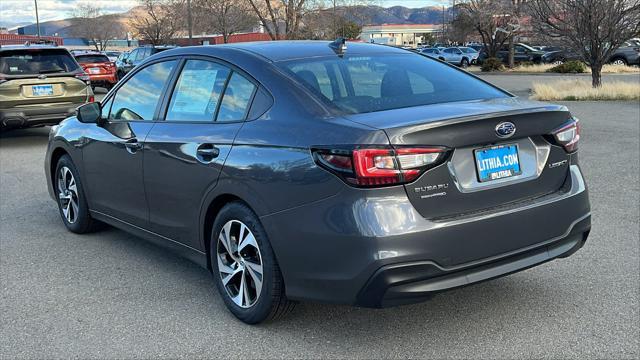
359;24;443;48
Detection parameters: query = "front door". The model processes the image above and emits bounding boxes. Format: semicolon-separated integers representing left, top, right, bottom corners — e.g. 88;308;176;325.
83;59;178;227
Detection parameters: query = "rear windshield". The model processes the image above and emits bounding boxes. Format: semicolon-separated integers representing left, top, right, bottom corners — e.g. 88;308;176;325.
0;48;80;75
279;53;508;114
75;54;110;63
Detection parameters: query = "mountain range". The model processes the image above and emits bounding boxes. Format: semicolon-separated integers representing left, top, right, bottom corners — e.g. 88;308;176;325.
3;5;452;37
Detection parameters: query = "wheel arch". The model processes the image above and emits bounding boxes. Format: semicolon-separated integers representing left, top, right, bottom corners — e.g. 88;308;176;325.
49;146;70;190
201;193;252;271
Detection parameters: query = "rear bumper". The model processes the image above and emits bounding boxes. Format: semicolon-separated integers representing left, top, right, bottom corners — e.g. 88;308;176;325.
261;165;590;306
357;217;589;307
88;73;117;84
0;103;83;129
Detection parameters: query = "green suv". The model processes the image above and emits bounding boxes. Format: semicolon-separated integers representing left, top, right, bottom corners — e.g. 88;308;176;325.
0;44;94;131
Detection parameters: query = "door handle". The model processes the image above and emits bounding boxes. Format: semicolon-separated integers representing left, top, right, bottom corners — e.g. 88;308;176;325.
196;144;220;163
124;138;142;153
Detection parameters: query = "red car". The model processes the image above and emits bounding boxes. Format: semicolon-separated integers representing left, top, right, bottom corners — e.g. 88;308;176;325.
73;53;117;90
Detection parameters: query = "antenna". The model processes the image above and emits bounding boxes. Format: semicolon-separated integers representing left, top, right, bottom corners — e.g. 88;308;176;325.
329;38;347;56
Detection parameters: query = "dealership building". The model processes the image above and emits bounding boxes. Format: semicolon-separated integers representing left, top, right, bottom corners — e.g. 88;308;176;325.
359;24;443;48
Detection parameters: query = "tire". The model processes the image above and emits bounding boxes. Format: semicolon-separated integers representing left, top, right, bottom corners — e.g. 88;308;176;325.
54;155;98;234
610;58;627;66
461;58;469;68
210;202;294;324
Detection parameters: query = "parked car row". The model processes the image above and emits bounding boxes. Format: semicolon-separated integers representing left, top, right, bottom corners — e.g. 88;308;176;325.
472;41;640;66
415;46;479;68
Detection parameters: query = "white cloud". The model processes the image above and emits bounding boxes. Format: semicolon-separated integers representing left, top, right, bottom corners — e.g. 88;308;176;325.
0;0;138;25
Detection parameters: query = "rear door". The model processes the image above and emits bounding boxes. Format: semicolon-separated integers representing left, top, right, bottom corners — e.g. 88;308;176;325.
143;57;258;249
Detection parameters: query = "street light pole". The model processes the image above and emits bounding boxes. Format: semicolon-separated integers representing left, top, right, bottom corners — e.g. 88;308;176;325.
34;0;41;39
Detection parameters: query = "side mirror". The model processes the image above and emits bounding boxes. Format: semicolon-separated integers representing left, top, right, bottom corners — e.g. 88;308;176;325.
77;102;101;124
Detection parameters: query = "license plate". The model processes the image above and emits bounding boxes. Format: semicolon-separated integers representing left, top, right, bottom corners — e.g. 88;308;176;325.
31;84;53;96
474;144;522;182
89;67;101;74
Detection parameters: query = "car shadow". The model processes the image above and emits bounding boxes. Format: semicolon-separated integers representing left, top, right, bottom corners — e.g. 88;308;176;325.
63;218;559;339
0;127;51;147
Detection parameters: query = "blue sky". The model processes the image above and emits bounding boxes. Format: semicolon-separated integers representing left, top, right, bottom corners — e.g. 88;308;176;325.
0;0;450;27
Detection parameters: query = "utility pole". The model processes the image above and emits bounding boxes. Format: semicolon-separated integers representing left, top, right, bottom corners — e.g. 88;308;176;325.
34;0;41;39
187;0;193;45
441;5;445;43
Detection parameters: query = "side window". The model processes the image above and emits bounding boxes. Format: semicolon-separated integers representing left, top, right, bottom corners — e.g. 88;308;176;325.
166;60;230;122
515;46;526;54
135;49;146;61
100;97;113;120
216;72;256;122
127;49;138;62
109;60;177;121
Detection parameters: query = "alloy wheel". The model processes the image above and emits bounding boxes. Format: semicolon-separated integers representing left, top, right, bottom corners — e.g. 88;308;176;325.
612;59;626;66
57;166;79;224
216;220;263;308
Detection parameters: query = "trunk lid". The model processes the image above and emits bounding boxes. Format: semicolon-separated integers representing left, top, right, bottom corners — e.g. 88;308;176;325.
344;98;573;219
0;75;88;108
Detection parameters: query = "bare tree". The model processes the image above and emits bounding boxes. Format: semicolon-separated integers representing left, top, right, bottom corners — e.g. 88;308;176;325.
193;0;257;43
130;0;185;45
457;0;519;58
528;0;640;87
245;0;308;40
71;4;123;51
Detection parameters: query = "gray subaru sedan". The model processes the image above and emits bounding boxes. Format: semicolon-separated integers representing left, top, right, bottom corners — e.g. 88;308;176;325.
45;41;590;324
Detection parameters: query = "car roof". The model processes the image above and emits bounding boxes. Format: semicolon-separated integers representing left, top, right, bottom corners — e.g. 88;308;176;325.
206;41;409;62
0;44;65;51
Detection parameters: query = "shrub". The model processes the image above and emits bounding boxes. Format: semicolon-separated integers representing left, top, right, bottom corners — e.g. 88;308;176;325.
481;57;505;72
546;60;587;73
531;79;640;101
518;61;535;67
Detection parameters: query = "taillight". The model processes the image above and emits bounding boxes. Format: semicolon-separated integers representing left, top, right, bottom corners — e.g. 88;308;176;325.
75;72;90;84
313;146;448;187
88;95;95;103
552;118;580;153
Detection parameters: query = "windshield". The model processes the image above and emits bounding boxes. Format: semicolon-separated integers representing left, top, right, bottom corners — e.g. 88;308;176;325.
460;47;477;53
75;54;110;63
0;48;80;75
279;53;508;115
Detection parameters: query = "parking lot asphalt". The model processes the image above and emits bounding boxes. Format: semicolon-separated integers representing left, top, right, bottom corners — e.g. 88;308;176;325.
1;92;639;356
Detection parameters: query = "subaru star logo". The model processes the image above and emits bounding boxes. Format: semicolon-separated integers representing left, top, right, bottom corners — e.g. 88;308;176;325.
495;122;516;138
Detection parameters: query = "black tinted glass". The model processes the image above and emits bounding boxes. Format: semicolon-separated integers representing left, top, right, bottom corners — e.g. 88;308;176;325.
0;49;80;75
166;60;230;122
280;54;508;114
75;55;110;63
217;72;256;121
109;60;177;121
